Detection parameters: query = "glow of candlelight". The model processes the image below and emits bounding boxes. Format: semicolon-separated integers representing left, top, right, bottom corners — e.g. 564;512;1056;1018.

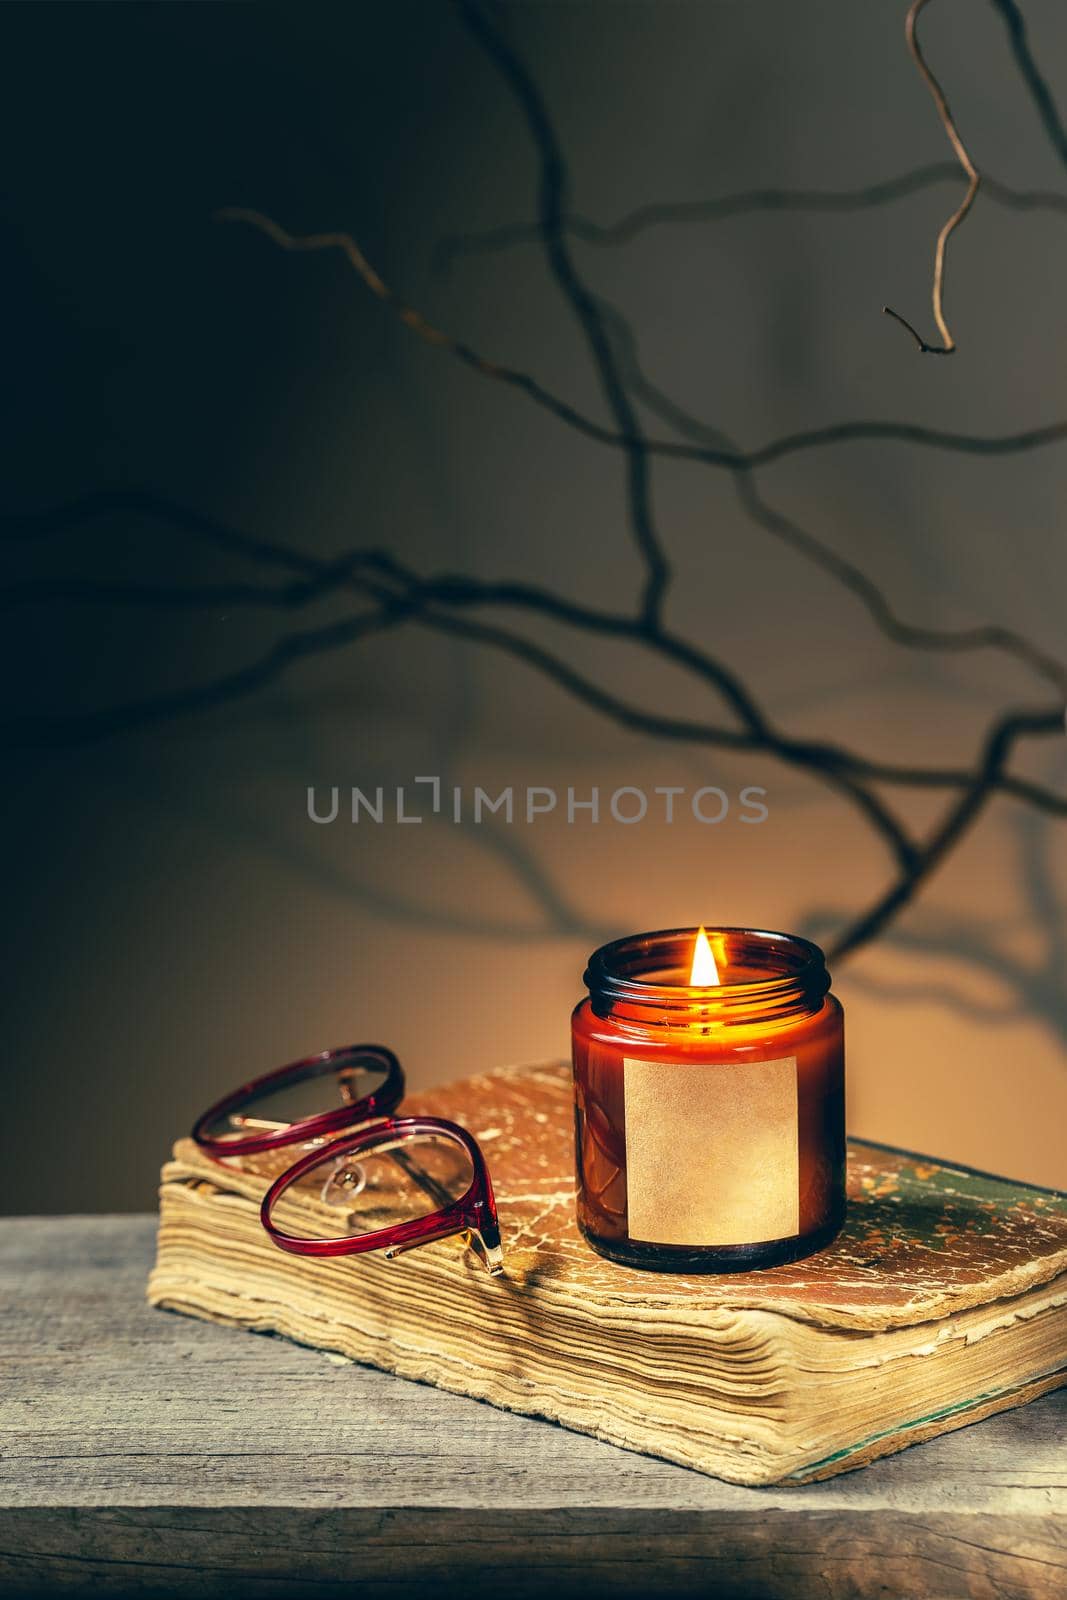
689;926;721;986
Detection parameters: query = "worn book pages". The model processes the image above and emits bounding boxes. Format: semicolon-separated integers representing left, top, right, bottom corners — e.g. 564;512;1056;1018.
149;1062;1067;1485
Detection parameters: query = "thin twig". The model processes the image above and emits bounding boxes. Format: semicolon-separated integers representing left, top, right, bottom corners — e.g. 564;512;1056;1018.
443;0;1062;955
218;203;1067;699
883;0;982;353
220;84;668;624
215;206;626;455
7;6;1066;964
218;209;1067;471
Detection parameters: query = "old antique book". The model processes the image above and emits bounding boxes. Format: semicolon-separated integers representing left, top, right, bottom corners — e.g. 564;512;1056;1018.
149;1062;1067;1486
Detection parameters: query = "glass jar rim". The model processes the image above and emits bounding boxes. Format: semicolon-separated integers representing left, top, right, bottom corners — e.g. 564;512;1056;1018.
583;926;830;1018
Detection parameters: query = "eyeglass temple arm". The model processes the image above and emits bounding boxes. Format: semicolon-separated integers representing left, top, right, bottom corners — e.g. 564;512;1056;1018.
229;1065;371;1131
384;1217;504;1276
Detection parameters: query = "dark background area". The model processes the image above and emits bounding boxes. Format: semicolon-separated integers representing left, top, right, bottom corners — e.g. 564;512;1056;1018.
2;1;1065;1211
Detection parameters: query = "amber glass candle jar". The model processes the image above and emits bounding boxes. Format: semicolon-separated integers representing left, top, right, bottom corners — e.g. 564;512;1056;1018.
571;927;845;1271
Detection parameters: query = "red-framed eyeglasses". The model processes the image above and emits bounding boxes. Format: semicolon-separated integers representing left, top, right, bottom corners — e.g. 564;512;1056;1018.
191;1044;504;1275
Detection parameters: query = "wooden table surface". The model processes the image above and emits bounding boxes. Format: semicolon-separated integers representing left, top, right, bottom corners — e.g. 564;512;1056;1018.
1;1217;1064;1599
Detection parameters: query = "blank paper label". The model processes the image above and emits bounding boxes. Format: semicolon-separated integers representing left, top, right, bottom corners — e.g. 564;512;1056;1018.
623;1055;799;1246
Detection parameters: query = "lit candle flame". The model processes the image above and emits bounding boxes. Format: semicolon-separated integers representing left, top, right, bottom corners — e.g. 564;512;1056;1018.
689;926;720;986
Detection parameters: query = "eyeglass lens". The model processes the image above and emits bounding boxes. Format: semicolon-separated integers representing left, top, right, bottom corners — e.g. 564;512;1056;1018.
270;1131;476;1242
199;1055;392;1148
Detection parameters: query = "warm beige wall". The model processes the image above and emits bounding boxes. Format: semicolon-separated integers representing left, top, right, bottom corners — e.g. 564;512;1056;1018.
2;1;1065;1209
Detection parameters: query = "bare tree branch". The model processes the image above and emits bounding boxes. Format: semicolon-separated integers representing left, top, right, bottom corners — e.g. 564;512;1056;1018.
6;2;1066;967
218;208;1067;477
883;0;982;353
212;209;1067;700
216;205;640;466
434;0;1067;364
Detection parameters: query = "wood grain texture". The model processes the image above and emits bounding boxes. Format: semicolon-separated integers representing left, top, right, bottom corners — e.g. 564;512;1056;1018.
2;1217;1066;1598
